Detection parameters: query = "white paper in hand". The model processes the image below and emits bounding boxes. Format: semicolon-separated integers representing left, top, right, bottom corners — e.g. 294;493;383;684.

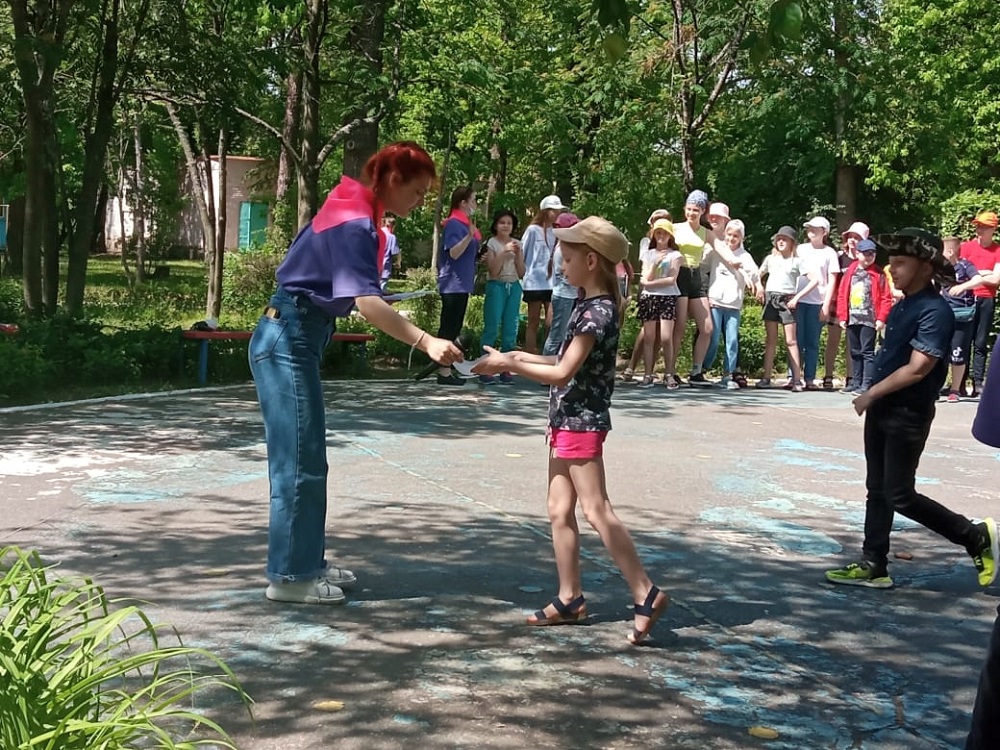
452;356;486;379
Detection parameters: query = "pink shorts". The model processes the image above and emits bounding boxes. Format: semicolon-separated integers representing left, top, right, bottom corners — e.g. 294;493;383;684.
549;428;608;459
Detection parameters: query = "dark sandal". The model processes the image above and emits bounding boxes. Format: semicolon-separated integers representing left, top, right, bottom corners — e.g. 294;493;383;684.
527;594;588;626
822;376;834;390
627;585;670;644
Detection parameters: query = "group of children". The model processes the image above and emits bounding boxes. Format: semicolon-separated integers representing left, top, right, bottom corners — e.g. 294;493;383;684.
614;205;1000;401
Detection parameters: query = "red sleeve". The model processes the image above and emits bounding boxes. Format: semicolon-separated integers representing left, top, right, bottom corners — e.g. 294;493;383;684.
875;269;894;321
837;262;854;323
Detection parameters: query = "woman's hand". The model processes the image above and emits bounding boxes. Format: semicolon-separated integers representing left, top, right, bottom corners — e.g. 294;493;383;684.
426;337;463;366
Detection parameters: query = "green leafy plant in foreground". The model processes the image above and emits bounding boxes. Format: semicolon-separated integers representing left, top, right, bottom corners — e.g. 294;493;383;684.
0;546;252;749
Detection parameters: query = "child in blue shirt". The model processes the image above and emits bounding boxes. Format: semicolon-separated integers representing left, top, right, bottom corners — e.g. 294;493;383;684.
825;228;998;589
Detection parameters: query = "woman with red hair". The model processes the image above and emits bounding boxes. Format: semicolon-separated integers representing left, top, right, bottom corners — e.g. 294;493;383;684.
249;141;462;605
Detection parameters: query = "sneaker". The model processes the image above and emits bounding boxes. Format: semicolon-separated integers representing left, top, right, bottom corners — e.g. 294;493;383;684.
840;387;856;395
719;375;731;389
498;372;515;384
972;384;983;399
791;382;805;393
755;378;772;389
266;577;348;605
688;372;710;386
672;373;687;387
946;391;961;403
825;560;894;589
324;566;358;588
726;379;740;391
637;375;656;389
971;518;999;587
478;375;496;385
436;373;466;386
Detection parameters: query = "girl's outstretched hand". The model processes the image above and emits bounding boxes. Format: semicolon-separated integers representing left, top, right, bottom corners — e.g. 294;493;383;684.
472;346;511;376
426;337;463;366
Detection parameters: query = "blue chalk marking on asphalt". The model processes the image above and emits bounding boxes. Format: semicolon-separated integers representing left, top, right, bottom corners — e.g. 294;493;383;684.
771;453;852;472
699;507;842;555
773;438;863;461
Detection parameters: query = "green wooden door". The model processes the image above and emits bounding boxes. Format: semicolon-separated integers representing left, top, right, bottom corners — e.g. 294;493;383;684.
238;201;269;250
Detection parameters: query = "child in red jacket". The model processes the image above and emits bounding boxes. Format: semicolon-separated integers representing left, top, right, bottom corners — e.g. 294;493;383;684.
838;239;894;394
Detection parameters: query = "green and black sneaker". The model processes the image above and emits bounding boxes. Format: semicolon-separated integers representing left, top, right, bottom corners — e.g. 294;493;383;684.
825;560;893;589
971;517;999;587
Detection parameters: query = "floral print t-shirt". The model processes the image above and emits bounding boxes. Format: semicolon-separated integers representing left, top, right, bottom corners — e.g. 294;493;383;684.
548;295;619;432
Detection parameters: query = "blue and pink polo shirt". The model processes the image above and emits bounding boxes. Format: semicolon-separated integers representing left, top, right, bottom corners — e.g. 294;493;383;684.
437;210;480;294
276;176;385;318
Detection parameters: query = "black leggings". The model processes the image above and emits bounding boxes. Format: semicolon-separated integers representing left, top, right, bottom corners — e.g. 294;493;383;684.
437;292;470;343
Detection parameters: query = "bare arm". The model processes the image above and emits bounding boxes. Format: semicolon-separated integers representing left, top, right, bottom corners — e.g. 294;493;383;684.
354;295;461;364
473;336;594;386
789;270;820;308
448;229;474;260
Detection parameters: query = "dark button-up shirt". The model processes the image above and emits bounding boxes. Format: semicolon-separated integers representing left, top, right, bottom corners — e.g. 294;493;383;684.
872;285;954;410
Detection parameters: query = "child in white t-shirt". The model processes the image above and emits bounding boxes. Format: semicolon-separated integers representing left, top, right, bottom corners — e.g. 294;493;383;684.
703;219;761;389
795;216;841;388
757;226;819;391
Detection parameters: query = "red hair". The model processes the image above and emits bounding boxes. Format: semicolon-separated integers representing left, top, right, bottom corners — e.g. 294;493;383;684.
361;141;436;191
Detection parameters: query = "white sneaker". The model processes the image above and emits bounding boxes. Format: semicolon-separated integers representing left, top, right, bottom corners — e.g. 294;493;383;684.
726;379;740;391
265;577;346;605
324;566;357;589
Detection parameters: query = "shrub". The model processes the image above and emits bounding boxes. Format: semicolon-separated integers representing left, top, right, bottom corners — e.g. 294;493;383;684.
939;189;1000;238
222;242;285;328
0;546;251;749
0;277;22;321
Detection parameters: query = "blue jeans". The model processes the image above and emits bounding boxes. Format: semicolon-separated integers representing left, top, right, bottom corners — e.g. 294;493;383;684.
481;280;523;353
249;287;334;583
543;295;576;356
704;306;741;373
795;303;822;382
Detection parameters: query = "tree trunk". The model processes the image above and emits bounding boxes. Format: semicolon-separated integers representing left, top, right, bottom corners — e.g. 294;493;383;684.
20;105;48;314
9;0;74;315
65;0;120;316
133;121;147;283
832;2;857;231
206;130;228;320
166;103;217;291
92;183;109;255
276;65;301;204
680;130;696;195
342;0;386;177
297;0;325;228
431;128;452;270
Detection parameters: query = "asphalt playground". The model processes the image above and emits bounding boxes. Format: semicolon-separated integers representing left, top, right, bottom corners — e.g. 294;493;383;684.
2;377;998;749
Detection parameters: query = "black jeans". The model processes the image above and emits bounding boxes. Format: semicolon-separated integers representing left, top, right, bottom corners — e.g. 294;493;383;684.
862;403;978;567
847;324;876;390
970;297;995;387
967;604;1000;749
437;292;470;343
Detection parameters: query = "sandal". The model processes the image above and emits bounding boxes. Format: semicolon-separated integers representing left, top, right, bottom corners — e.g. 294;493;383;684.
619;368;635;382
755;378;772;389
527;594;588;626
627;585;670;645
733;372;748;389
664;374;679;391
822;376;834;391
